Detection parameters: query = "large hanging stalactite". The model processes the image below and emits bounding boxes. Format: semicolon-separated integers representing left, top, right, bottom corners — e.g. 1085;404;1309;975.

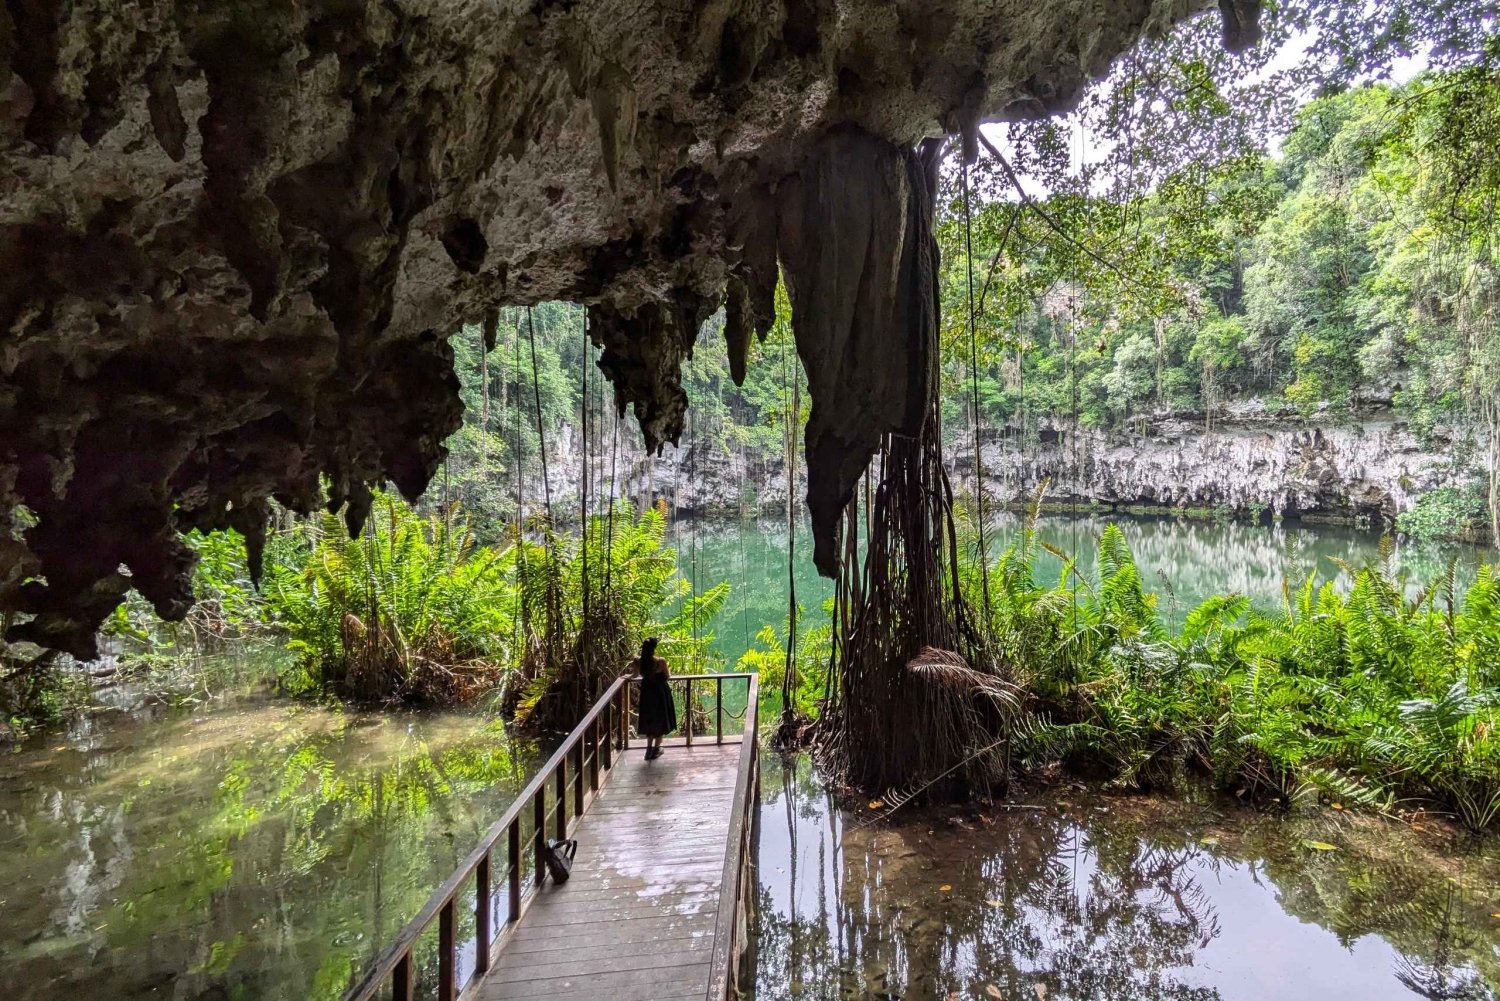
773;137;1015;794
776;131;942;577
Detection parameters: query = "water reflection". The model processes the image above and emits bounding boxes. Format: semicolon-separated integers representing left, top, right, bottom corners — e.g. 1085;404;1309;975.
0;691;535;1000
752;754;1500;1000
675;515;1494;662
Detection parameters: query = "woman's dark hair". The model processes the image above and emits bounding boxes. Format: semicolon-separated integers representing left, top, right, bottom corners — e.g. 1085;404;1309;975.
638;636;659;675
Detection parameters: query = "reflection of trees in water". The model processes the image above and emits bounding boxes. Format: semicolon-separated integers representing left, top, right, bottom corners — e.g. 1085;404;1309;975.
1260;848;1500;998
1387;890;1494;1000
996;514;1489;616
751;757;1498;1001
754;758;1225;1000
0;702;533;1001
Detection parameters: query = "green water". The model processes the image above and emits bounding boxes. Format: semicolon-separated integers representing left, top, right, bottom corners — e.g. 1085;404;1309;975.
754;753;1500;1000
0;683;537;1000
671;514;1495;666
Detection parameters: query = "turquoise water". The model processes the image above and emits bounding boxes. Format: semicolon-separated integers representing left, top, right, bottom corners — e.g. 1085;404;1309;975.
670;514;1495;666
0;687;537;1000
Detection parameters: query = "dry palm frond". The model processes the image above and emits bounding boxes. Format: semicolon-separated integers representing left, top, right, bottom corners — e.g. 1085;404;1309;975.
907;647;1021;713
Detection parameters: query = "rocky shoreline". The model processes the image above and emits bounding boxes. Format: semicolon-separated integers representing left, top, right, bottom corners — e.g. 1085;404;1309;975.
959;405;1484;532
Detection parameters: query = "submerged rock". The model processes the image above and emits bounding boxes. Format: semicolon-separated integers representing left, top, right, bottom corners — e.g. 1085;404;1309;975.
0;0;1261;656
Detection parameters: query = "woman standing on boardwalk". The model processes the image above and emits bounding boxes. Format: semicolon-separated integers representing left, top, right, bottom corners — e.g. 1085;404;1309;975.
635;636;676;760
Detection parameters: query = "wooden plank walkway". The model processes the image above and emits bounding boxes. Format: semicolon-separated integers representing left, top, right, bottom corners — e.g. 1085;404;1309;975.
342;673;759;1001
478;742;742;1001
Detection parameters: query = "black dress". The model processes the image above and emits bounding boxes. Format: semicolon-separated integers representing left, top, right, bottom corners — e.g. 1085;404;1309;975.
637;660;677;737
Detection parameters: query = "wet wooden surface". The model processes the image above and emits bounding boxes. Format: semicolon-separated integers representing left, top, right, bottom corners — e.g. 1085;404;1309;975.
478;742;741;1000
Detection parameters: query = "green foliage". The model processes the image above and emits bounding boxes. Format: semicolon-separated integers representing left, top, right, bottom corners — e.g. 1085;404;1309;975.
0;653;93;734
105;527;304;655
440;289;808;532
1397;484;1489;541
261;497;728;708
973;506;1500;829
933;70;1500;478
736;602;832;720
264;499;515;703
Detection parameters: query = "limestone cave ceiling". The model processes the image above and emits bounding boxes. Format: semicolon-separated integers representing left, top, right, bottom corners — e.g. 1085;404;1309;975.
0;0;1261;657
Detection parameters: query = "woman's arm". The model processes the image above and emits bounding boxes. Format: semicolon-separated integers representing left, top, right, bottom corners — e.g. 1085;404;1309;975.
655;656;670;678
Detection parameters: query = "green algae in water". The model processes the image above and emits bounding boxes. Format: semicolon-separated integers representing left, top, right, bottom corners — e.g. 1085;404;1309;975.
752;754;1500;1000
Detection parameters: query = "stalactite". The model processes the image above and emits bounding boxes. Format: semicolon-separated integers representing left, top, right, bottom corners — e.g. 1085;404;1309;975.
0;0;1263;659
776;130;943;577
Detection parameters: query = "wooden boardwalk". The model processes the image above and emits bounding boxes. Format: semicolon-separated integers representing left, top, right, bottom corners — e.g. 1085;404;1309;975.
342;673;760;1001
479;743;741;1000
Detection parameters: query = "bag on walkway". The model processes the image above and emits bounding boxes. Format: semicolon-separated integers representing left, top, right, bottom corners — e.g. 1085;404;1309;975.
541;839;578;884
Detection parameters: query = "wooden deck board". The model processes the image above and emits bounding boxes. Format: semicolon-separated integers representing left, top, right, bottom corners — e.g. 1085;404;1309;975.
478;742;740;1000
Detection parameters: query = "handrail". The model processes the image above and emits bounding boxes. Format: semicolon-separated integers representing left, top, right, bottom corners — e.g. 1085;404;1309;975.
342;670;760;1001
638;672;754;681
705;672;759;1000
343;676;629;1001
628;671;755;746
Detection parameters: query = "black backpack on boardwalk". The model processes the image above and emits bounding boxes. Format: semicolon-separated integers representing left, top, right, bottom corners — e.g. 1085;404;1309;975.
541;839;577;883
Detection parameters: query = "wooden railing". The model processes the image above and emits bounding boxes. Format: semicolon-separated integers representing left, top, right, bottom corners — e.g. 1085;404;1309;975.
632;671;755;745
341;671;761;1001
706;672;759;999
342;676;630;1001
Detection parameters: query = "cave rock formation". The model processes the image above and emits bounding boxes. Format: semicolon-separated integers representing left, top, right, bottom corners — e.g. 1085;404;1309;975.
0;0;1260;656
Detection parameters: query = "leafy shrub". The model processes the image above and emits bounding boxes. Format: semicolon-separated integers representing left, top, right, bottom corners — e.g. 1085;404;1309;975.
973;503;1500;829
105;526;308;656
1397;484;1487;541
737;603;832;720
264;499;514;703
498;504;729;727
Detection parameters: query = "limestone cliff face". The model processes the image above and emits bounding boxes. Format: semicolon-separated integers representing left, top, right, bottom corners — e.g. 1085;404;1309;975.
0;0;1259;655
554;408;1471;529
950;408;1476;526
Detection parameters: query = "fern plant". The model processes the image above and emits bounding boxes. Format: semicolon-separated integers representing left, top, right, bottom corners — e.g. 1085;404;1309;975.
964;507;1500;829
264;497;514;703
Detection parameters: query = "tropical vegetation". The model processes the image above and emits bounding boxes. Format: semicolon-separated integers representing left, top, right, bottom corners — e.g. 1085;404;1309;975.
981;503;1499;830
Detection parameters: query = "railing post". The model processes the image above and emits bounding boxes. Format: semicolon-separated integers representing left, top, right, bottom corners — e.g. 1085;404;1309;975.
602;702;613;771
622;681;632;748
572;739;585;816
438;899;455;1001
533;789;546;887
685;678;693;747
716;676;723;744
507;817;522;922
555;756;567;841
392;954;413;1001
588;717;600;792
475;851;492;975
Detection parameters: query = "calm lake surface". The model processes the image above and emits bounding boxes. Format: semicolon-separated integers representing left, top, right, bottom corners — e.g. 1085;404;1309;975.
0;674;536;1000
0;515;1493;999
671;513;1496;666
752;753;1500;1001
